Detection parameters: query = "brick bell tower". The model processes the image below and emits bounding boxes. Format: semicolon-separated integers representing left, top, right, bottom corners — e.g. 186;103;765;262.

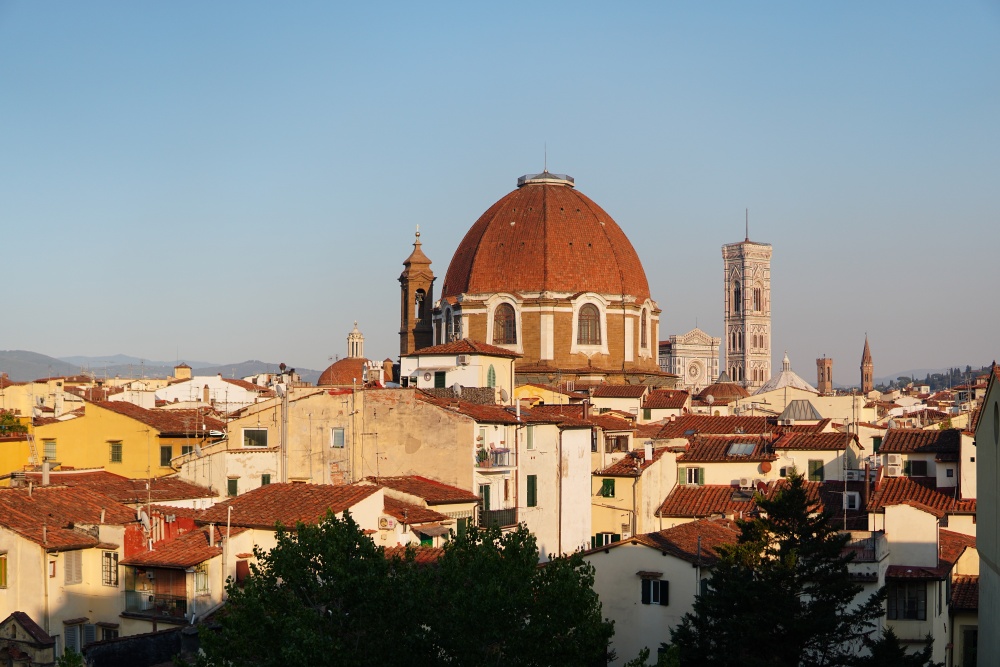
816;356;833;395
399;228;435;356
861;336;874;394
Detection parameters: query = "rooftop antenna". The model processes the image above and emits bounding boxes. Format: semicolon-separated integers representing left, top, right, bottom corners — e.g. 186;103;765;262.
745;208;749;242
543;143;547;172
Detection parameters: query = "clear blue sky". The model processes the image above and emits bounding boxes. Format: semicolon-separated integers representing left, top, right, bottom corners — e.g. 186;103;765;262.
1;2;997;380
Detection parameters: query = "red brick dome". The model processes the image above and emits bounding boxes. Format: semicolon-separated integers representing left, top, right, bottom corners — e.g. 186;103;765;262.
318;357;368;386
441;173;651;301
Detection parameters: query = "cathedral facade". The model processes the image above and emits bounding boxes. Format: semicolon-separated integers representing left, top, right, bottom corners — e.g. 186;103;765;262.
400;171;673;386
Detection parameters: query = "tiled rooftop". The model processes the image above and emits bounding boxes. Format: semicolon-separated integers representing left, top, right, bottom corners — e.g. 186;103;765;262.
417;392;521;424
654;415;777;439
121;525;241;568
656;480;822;519
22;469;214;504
364;475;479;504
772;432;855;451
591;385;649;399
867;476;976;515
594;447;669;477
0;486;136;549
91;401;226;435
405;339;521;359
951;574;979;611
383;497;449;524
198;483;381;529
384;545;446;564
677;435;776;463
642;389;689;410
628;518;740;565
879;428;961;454
939;530;976;568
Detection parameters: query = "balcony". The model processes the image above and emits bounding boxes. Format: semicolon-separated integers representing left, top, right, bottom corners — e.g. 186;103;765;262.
478;507;518;528
843;531;888;563
123;591;188;620
475;448;514;469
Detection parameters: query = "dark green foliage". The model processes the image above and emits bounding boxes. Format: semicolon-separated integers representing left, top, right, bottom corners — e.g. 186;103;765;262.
0;410;27;435
850;628;942;667
193;513;612;667
666;473;886;667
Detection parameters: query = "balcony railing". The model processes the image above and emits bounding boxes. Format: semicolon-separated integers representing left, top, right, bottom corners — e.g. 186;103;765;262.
123;591;188;619
478;507;518;528
475;449;513;469
844;531;888;563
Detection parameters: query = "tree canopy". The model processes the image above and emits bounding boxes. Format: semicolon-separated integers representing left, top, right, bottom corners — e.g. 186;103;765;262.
666;473;887;667
193;512;613;667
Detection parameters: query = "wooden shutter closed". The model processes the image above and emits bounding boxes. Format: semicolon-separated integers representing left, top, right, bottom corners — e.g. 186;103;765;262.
641;579;651;604
527;475;537;507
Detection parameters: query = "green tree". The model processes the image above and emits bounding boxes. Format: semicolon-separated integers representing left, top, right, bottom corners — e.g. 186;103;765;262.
57;649;84;667
0;410;27;435
666;473;885;667
194;514;613;667
850;627;942;667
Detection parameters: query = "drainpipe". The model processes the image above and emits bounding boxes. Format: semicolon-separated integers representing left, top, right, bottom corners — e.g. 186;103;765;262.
557;429;563;555
631;477;638;537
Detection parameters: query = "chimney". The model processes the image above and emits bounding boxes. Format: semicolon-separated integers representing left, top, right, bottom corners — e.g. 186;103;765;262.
209;523;216;547
100;508;106;524
203;385;211;404
42;461;50;486
644;441;653;462
582;400;590;420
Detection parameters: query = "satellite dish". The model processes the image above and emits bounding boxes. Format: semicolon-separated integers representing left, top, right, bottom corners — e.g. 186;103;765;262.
138;509;151;531
452;383;462;398
499;388;509;403
705;394;715;405
194;444;204;458
275;384;286;398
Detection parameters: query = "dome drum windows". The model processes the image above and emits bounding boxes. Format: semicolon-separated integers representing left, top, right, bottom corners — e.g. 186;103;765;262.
577;304;602;345
492;303;517;345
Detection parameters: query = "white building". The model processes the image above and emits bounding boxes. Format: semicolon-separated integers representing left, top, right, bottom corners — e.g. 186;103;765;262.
658;328;721;393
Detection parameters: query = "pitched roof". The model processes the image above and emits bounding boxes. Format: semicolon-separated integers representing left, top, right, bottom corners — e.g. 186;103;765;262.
654;415;777;439
939;530;976;568
677;435;776;463
22;469;214;504
642;389;689;410
222;378;276;396
785;419;832;433
417;392;521;424
0;486;136;550
90;401;226;435
627;518;740;565
867;476;976;515
594;447;669;477
7;612;54;645
656;480;822;519
591;385;649;399
364;476;478;504
773;432;856;451
778;399;824;421
198;483;381;529
880;428;961;454
121;526;235;568
951;574;979;611
384;545;446;564
405;339;521;359
383;497;449;524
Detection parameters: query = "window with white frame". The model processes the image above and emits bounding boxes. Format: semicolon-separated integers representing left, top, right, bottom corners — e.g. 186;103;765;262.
196;563;210;595
492;303;517;345
102;551;118;587
331;427;345;448
641;578;669;605
577;304;601;345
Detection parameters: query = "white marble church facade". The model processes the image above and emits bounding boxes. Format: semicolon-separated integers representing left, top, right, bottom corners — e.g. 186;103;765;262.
658;328;721;393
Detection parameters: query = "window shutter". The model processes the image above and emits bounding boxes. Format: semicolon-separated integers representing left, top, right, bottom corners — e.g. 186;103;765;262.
659;580;669;606
641;579;651;604
677;467;684;485
591;535;597;549
643;408;651;420
612;533;621;543
84;624;97;646
698;468;705;485
526;426;534;450
903;460;911;475
527;475;537;507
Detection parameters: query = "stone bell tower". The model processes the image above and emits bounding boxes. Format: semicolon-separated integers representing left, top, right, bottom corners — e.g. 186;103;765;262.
722;226;772;390
399;228;435;356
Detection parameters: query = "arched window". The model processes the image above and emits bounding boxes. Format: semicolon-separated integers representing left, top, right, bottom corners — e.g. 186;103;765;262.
445;309;453;341
578;304;601;345
733;281;742;314
415;289;426;319
492;303;517;345
452;314;462;340
753;287;762;312
487;365;496;388
640;309;648;348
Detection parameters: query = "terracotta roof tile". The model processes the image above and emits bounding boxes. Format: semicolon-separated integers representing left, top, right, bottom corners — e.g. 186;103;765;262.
656;480;822;519
222;378;276;396
121;525;242;568
383;497;449;524
90;401;226;435
0;486;136;549
784;419;833;433
885;564;950;580
654;415;778;439
595;447;669;477
384;545;445;564
198;483;380;529
591;385;649;399
9;612;54;645
318;357;371;386
867;476;975;515
364;476;478;504
642;389;689;410
880;428;961;454
406;338;521;359
417;392;521;424
951;574;979;611
23;470;214;504
773;432;856;451
678;435;776;463
939;529;976;568
627;518;740;565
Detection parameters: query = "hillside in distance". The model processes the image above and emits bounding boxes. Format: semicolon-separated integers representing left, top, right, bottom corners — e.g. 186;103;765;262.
0;351;322;385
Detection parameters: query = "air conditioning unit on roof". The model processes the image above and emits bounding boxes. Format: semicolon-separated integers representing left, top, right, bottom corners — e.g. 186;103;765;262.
739;478;751;489
887;454;902;466
886;465;902;478
457;355;471;366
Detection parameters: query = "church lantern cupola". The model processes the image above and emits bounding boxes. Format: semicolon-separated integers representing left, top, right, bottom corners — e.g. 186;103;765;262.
399;228;435;356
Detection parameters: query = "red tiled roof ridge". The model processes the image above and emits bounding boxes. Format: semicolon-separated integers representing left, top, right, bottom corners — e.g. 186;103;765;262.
407;339;521;358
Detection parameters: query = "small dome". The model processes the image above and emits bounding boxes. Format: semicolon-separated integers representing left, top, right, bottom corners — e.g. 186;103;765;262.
318;358;369;386
441;173;651;301
698;379;750;403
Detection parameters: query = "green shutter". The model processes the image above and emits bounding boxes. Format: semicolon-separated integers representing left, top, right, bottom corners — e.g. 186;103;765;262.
612;533;621;543
261;474;270;486
641;579;651;604
809;460;824;482
457;517;468;537
487;365;496;388
903;460;912;476
643;408;651;420
698;468;705;485
227;479;238;497
479;484;491;512
434;372;446;388
601;479;615;498
678;467;685;485
526;425;534;450
527;475;537;507
660;580;669;606
591;535;597;549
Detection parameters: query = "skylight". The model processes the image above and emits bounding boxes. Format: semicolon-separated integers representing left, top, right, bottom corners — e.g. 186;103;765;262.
726;442;756;456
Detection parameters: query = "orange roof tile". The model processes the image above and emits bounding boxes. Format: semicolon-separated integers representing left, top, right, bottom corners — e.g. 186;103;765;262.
880;428;961;454
595;447;669;477
121;526;242;568
364;476;478;504
407;339;521;359
90;401;226;435
642;389;689;410
23;470;214;504
773;432;856;451
951;574;979;611
867;476;975;515
591;385;649;399
677;435;776;463
654;415;777;439
384;545;445;564
383;497;449;524
417;392;521;424
0;486;136;550
198;483;381;529
656;480;822;519
628;518;739;565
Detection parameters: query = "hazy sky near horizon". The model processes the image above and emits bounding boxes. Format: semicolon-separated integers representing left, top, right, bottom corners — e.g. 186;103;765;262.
1;2;998;380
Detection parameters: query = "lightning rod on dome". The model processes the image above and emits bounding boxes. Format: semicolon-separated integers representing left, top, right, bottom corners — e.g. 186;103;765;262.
745;208;749;242
544;142;547;172
415;223;420;239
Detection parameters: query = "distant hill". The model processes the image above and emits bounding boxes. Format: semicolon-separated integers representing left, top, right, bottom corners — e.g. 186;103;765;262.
1;350;322;385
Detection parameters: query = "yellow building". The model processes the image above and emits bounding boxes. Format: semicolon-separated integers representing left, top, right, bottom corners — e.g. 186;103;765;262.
29;401;225;480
